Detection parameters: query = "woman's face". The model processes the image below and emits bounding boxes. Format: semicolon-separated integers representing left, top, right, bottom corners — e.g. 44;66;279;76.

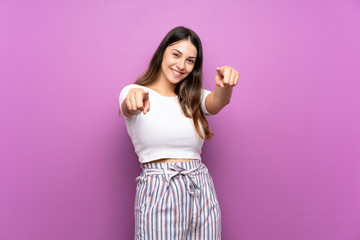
160;39;198;86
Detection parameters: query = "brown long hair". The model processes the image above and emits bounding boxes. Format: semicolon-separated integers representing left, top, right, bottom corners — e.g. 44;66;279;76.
122;26;213;140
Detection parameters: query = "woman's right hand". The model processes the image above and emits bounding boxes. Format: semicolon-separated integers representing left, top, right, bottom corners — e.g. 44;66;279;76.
123;88;150;116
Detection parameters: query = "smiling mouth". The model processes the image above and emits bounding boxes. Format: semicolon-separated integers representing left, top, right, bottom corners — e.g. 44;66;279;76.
171;68;184;75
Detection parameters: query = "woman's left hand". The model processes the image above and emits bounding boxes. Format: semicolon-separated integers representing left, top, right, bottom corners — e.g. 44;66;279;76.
215;66;239;88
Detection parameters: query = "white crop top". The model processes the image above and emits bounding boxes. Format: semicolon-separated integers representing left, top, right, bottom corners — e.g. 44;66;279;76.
119;84;213;163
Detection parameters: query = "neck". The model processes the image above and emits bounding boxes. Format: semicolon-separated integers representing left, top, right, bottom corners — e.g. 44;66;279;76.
148;72;177;96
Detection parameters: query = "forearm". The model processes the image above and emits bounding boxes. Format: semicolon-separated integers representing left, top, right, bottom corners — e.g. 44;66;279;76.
214;84;233;106
206;85;234;115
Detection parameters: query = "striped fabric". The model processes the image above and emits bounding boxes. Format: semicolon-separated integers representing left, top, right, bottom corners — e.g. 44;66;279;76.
135;160;221;240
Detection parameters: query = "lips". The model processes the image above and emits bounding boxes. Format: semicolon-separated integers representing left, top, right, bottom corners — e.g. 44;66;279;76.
171;68;184;76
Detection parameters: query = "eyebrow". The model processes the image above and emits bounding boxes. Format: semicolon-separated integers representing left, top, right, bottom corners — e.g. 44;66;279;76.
172;49;196;59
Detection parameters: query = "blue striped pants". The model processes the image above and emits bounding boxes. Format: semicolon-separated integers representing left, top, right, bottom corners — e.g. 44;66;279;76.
135;159;221;240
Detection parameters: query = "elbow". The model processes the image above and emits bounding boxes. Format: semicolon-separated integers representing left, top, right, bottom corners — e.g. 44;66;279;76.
210;103;228;115
206;96;231;115
216;101;230;114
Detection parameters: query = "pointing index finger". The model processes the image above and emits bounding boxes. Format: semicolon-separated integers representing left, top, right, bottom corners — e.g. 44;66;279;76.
216;67;224;76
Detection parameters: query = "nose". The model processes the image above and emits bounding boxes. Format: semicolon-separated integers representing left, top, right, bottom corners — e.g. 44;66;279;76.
177;59;185;70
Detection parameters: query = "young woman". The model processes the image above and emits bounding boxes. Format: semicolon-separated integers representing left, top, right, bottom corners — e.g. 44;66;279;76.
119;26;239;240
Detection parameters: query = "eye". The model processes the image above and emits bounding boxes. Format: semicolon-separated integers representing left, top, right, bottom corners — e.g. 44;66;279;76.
188;59;195;64
173;53;179;57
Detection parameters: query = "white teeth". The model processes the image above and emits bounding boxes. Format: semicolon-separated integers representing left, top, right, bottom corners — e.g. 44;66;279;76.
172;68;183;75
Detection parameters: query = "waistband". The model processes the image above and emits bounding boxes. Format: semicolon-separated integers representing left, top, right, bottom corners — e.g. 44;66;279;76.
139;159;207;181
141;159;202;170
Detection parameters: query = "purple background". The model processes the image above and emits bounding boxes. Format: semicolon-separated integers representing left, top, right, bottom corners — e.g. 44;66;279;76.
1;0;359;239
